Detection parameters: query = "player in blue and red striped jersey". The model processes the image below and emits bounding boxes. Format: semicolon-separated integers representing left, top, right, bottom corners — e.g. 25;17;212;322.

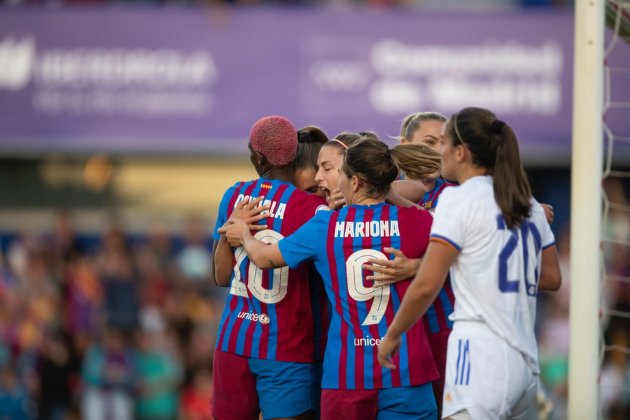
211;116;327;420
220;136;439;420
393;111;452;211
418;176;456;213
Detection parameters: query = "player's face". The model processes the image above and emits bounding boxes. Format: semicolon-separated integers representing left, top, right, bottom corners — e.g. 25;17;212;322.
315;145;343;198
404;120;444;152
295;166;323;196
440;122;458;181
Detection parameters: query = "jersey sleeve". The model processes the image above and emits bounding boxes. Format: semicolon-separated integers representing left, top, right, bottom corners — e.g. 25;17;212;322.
278;210;329;269
212;186;236;241
429;187;465;252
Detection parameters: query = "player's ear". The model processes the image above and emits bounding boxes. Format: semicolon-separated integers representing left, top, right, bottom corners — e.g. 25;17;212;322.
455;143;468;164
255;152;271;175
351;175;361;192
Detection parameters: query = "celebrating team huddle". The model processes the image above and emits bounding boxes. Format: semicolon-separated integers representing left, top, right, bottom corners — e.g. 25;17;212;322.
211;109;562;420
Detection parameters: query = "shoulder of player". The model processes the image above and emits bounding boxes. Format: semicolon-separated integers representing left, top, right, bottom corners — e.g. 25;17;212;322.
288;189;328;209
442;176;491;202
395;204;433;226
528;198;548;222
222;179;257;198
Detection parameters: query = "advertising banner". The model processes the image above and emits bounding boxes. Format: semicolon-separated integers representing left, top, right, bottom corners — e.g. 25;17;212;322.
0;8;626;160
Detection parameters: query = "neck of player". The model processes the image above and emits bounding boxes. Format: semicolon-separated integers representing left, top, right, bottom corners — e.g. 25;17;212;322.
348;192;385;206
261;166;295;184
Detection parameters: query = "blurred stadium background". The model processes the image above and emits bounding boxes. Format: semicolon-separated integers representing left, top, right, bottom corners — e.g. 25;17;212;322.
0;0;629;419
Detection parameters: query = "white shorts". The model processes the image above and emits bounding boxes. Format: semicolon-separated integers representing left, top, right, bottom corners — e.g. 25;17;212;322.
441;321;538;420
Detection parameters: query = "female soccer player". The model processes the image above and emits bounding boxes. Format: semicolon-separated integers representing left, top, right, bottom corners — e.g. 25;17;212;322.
398;111;447;151
221;136;440;419
378;107;562;420
393;112;453;209
367;146;455;419
314;132;364;210
211;116;327;420
294;126;329;195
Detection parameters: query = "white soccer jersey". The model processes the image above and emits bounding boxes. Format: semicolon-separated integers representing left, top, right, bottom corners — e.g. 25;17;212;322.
431;175;555;374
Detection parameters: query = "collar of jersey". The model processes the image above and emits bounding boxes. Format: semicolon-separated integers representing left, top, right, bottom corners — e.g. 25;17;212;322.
348;202;388;209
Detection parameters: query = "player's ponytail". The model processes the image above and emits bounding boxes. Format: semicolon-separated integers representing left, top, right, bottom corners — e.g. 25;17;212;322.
390;143;442;181
449;107;532;229
492;121;532;229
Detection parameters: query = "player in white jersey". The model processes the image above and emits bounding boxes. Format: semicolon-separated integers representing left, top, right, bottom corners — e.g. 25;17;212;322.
377;107;562;420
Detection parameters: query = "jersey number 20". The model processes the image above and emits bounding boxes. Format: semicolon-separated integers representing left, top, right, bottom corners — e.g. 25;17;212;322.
230;230;289;304
497;216;542;297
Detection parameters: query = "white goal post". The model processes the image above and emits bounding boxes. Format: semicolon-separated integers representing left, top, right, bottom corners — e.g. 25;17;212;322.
568;0;605;418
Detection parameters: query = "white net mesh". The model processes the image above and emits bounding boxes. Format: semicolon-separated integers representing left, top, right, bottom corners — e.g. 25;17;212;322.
600;1;630;418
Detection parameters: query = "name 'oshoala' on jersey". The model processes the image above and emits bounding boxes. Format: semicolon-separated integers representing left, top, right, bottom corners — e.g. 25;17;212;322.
212;178;327;363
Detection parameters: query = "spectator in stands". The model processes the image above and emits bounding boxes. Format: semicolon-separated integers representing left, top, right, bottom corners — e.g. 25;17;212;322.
81;327;136;420
135;330;183;420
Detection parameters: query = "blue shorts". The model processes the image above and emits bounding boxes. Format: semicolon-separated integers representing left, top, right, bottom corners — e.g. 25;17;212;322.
212;350;316;420
321;383;436;420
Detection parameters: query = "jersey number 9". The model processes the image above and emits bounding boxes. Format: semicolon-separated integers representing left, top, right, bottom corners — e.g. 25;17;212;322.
346;249;391;326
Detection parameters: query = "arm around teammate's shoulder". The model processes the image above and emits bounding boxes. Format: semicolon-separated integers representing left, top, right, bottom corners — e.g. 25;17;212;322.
538;246;562;291
241;232;286;269
218;218;287;270
390;179;426;204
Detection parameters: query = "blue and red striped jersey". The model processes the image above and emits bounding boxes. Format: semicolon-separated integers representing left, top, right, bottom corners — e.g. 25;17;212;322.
419;177;456;335
418;177;455;212
212;178;327;363
278;203;438;390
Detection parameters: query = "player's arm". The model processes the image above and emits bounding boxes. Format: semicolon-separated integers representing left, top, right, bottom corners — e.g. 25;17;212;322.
363;247;421;285
390;179;426;203
538;245;562;291
212;197;270;286
385;191;422;209
212;235;233;287
218;219;287;270
377;240;456;369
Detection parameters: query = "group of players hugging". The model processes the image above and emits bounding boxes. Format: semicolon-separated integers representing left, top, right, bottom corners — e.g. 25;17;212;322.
210;109;562;420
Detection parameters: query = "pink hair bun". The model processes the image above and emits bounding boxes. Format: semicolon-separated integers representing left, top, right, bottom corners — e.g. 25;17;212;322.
249;116;298;166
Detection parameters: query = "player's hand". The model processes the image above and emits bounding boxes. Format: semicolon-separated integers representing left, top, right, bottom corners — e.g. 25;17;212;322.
377;334;401;370
327;188;346;210
363;247;421;286
230;196;269;231
541;203;554;224
218;218;251;247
